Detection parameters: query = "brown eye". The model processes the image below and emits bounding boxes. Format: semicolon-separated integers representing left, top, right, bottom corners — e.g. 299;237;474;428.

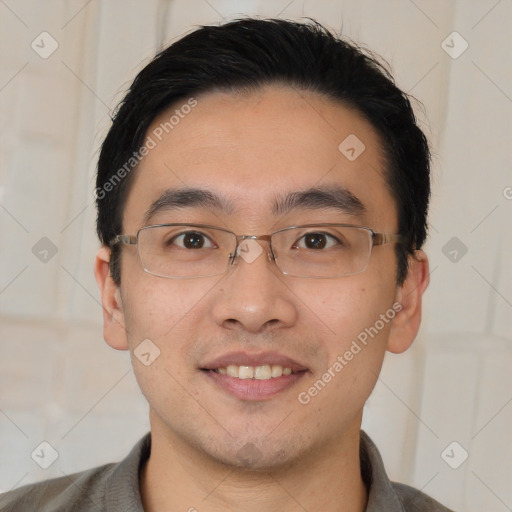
171;232;214;249
294;232;338;250
304;233;327;249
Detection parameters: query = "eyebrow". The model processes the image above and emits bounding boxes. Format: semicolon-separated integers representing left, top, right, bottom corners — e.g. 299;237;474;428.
272;186;366;217
144;185;366;224
144;188;235;223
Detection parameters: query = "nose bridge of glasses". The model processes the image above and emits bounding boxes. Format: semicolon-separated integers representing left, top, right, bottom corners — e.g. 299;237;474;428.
237;234;273;244
231;234;276;264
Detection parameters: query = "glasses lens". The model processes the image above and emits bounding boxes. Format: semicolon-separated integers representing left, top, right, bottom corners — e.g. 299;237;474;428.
272;226;372;278
137;225;235;278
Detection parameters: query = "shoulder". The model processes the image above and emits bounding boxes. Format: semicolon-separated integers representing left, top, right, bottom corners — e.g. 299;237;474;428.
392;482;455;512
0;433;150;512
0;463;115;512
360;430;456;511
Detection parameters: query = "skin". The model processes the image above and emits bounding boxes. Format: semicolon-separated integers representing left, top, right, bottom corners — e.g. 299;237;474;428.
95;84;429;511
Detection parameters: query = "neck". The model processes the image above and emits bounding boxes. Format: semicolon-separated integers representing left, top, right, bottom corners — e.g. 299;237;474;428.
140;414;368;512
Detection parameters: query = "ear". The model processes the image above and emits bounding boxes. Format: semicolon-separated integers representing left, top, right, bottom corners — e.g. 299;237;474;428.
386;250;430;354
94;246;129;351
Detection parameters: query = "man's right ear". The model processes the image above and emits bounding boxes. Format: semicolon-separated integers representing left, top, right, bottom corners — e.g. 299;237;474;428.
94;246;129;351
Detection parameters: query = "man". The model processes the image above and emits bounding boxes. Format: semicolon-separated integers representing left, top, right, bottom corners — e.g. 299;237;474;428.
0;17;453;512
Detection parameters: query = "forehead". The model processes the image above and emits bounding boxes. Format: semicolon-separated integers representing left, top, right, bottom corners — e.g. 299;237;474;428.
123;85;397;231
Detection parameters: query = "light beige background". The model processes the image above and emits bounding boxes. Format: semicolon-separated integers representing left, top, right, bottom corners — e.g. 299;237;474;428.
0;1;511;510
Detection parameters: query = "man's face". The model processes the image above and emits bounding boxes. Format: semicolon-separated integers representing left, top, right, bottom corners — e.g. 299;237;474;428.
107;85;409;469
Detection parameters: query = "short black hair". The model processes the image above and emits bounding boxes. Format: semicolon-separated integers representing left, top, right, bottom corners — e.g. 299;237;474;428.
96;17;430;285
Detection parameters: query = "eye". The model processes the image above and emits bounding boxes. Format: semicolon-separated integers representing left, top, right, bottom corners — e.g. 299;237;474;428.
170;231;216;249
294;232;340;250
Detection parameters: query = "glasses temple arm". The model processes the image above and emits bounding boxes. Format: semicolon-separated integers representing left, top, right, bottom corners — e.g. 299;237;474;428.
111;235;137;246
373;233;405;246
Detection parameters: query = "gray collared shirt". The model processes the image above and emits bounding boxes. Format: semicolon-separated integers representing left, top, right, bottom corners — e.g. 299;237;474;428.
0;431;454;511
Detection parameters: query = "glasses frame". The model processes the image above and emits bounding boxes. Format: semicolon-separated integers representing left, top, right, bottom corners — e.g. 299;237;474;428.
111;223;404;279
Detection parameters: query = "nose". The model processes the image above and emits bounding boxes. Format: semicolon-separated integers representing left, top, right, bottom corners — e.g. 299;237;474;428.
210;239;298;334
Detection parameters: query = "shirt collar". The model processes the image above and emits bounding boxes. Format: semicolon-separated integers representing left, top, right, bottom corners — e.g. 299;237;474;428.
360;430;407;511
106;432;150;511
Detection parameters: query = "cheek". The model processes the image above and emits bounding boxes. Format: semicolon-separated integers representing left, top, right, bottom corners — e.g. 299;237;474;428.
308;275;396;342
295;289;394;431
120;277;211;406
121;274;214;340
119;274;229;397
300;277;396;395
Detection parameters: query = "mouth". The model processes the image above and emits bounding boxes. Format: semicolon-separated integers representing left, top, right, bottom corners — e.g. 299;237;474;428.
210;364;294;379
200;352;308;401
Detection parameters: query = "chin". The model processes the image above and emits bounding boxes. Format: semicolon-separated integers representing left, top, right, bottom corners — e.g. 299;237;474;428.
199;435;307;473
219;448;295;472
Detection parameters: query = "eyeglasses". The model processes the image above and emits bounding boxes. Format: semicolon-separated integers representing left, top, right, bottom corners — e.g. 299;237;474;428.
111;223;403;279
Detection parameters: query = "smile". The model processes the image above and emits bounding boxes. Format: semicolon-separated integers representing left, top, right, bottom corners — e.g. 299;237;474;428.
200;351;308;400
214;364;293;380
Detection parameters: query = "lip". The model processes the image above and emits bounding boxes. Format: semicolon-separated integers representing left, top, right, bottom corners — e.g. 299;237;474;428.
203;370;306;401
199;351;309;401
200;351;308;373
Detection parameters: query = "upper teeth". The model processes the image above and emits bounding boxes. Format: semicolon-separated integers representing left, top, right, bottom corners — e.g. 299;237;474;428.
217;365;292;380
